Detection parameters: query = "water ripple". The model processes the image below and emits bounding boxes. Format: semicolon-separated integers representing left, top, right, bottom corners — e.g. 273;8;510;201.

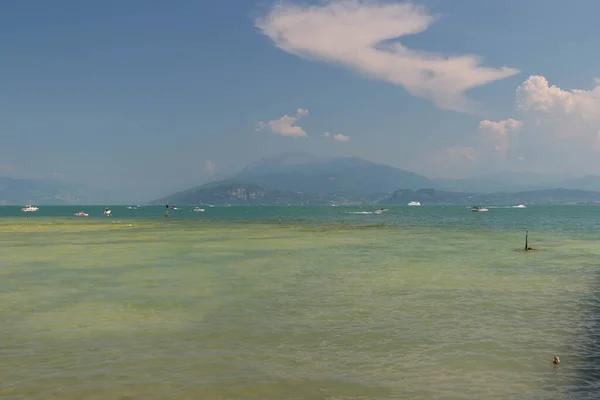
2;213;600;398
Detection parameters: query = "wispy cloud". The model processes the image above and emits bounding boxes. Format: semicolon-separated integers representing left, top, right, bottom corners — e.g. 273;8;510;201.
255;0;519;113
257;108;309;137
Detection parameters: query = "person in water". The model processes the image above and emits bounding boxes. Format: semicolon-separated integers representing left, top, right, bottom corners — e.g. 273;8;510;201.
553;356;560;364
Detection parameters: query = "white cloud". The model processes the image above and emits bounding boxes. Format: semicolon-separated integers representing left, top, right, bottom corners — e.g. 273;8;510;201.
323;132;350;142
516;75;600;141
255;0;519;113
202;159;216;174
257;108;308;137
478;118;522;152
432;75;600;176
333;133;350;142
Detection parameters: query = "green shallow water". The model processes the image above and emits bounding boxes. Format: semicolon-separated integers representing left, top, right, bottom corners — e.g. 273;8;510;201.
1;206;600;399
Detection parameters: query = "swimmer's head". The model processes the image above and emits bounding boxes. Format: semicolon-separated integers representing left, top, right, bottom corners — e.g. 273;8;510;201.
553;356;560;364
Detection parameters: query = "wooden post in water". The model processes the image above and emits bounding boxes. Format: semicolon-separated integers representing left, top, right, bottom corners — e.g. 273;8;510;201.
525;230;529;251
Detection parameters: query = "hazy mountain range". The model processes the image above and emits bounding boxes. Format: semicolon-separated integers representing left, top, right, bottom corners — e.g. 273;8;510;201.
4;153;600;205
0;177;111;205
152;153;600;206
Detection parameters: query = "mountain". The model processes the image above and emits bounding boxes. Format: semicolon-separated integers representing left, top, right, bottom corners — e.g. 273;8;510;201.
153;153;600;206
234;153;434;193
0;177;107;205
542;175;600;192
154;153;435;205
434;177;522;193
434;171;578;193
381;188;600;205
152;182;351;206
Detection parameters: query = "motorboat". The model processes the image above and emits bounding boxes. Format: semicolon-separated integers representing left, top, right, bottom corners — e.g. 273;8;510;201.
73;211;89;217
408;201;421;206
471;206;489;212
193;207;205;212
103;208;112;216
374;208;388;214
515;204;527;208
22;205;39;212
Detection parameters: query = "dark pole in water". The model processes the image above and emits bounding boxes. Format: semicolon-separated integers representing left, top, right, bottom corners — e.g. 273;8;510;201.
525;230;528;251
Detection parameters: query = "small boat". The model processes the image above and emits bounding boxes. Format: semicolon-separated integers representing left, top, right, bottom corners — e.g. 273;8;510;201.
193;207;205;212
471;206;488;212
374;208;388;214
22;205;39;212
73;211;89;217
408;201;421;206
103;208;112;216
515;204;527;209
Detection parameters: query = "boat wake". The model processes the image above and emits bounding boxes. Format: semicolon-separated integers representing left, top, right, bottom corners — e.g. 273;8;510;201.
348;208;389;215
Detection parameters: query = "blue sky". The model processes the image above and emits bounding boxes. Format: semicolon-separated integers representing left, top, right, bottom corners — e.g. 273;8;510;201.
2;0;600;202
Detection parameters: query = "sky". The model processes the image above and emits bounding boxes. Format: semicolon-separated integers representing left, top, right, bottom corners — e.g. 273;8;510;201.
2;0;600;202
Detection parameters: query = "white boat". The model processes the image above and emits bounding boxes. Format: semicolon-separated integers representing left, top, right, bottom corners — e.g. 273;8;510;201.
193;207;205;212
22;205;39;212
73;211;89;217
374;208;388;214
471;206;488;212
515;204;527;208
103;208;112;216
408;201;421;206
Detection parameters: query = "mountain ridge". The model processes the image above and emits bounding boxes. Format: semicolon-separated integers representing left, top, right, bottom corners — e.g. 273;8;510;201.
5;153;600;205
152;153;600;205
0;177;111;205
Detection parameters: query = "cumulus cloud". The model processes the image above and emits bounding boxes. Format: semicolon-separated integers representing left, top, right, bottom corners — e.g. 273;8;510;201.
255;0;519;113
478;119;522;152
257;108;308;137
432;75;600;176
333;133;350;142
323;132;350;142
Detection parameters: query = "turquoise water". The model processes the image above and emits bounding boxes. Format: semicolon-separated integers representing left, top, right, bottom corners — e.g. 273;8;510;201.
1;205;600;399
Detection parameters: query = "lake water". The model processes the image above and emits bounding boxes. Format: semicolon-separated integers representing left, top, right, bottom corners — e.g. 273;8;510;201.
1;205;600;399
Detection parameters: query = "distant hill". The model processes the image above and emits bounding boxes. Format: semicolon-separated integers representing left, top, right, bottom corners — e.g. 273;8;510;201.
235;153;435;194
152;153;600;206
542;175;600;192
152;182;356;206
434;171;593;194
434;177;521;193
382;188;600;205
154;153;435;205
0;177;105;205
